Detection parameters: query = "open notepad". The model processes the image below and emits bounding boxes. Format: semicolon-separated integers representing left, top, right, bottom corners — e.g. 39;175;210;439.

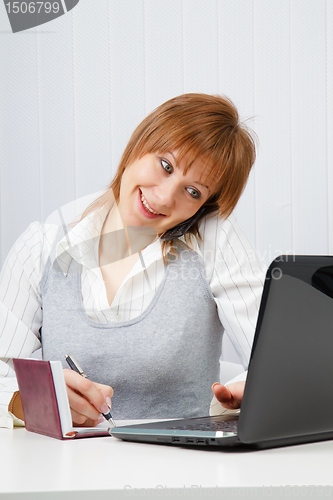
13;358;111;439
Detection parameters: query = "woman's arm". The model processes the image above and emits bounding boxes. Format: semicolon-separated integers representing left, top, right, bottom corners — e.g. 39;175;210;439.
0;222;52;427
200;213;266;367
0;220;114;428
199;214;266;410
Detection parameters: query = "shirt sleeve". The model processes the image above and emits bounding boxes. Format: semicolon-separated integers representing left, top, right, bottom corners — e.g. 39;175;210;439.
0;222;53;428
199;214;267;370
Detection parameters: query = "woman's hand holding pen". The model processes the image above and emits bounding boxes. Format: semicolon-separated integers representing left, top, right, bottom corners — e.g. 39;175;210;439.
63;369;114;427
212;381;245;409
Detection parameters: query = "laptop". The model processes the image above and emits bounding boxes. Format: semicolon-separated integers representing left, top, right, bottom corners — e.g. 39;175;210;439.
110;255;333;449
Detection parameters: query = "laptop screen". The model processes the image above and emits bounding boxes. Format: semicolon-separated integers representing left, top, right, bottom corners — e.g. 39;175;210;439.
238;255;333;444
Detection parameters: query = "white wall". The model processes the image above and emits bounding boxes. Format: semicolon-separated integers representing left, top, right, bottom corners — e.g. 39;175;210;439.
1;0;332;267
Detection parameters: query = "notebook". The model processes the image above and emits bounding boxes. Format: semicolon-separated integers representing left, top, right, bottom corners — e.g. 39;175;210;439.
13;358;111;439
111;255;333;449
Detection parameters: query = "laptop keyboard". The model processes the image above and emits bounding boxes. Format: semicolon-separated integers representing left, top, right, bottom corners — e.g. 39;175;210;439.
164;419;238;433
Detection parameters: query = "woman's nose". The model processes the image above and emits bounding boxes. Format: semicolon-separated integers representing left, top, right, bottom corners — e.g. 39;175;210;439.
154;180;178;207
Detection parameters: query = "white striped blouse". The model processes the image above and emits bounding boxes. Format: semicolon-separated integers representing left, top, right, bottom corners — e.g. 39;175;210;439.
0;202;266;427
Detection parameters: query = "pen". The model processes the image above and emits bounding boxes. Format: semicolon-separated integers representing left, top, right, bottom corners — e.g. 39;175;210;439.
65;354;116;427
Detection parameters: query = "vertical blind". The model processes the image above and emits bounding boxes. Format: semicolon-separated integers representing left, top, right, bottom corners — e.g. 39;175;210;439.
0;0;332;266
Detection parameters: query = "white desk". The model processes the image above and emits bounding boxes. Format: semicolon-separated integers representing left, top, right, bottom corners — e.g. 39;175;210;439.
1;422;333;499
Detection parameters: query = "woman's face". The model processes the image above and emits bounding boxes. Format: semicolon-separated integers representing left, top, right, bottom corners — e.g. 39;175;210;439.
117;152;213;234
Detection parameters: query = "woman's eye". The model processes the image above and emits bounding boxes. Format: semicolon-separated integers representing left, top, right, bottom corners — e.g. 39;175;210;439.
187;187;200;199
161;159;173;173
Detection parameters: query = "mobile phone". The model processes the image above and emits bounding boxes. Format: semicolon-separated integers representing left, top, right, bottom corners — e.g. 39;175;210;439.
160;206;207;241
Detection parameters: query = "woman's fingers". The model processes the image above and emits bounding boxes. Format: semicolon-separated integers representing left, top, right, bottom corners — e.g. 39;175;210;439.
63;369;114;426
66;385;101;423
70;406;104;428
94;382;113;409
212;381;245;409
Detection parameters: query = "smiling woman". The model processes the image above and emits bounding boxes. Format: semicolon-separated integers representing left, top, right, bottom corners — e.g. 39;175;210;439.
0;93;266;428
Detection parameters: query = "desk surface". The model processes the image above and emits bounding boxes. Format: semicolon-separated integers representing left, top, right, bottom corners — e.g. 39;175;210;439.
1;422;333;499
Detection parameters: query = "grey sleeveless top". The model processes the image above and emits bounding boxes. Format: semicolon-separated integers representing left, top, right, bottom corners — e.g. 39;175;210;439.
40;240;223;419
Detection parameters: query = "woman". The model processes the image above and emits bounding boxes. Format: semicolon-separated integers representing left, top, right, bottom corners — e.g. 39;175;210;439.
0;93;265;428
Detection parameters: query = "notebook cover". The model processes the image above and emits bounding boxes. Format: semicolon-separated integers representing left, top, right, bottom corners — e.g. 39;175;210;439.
13;358;63;439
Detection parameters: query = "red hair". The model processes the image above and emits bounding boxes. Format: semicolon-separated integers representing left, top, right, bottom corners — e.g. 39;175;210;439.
81;93;256;255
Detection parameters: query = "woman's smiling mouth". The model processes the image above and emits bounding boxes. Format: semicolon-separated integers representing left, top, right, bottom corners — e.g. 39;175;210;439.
139;190;164;217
